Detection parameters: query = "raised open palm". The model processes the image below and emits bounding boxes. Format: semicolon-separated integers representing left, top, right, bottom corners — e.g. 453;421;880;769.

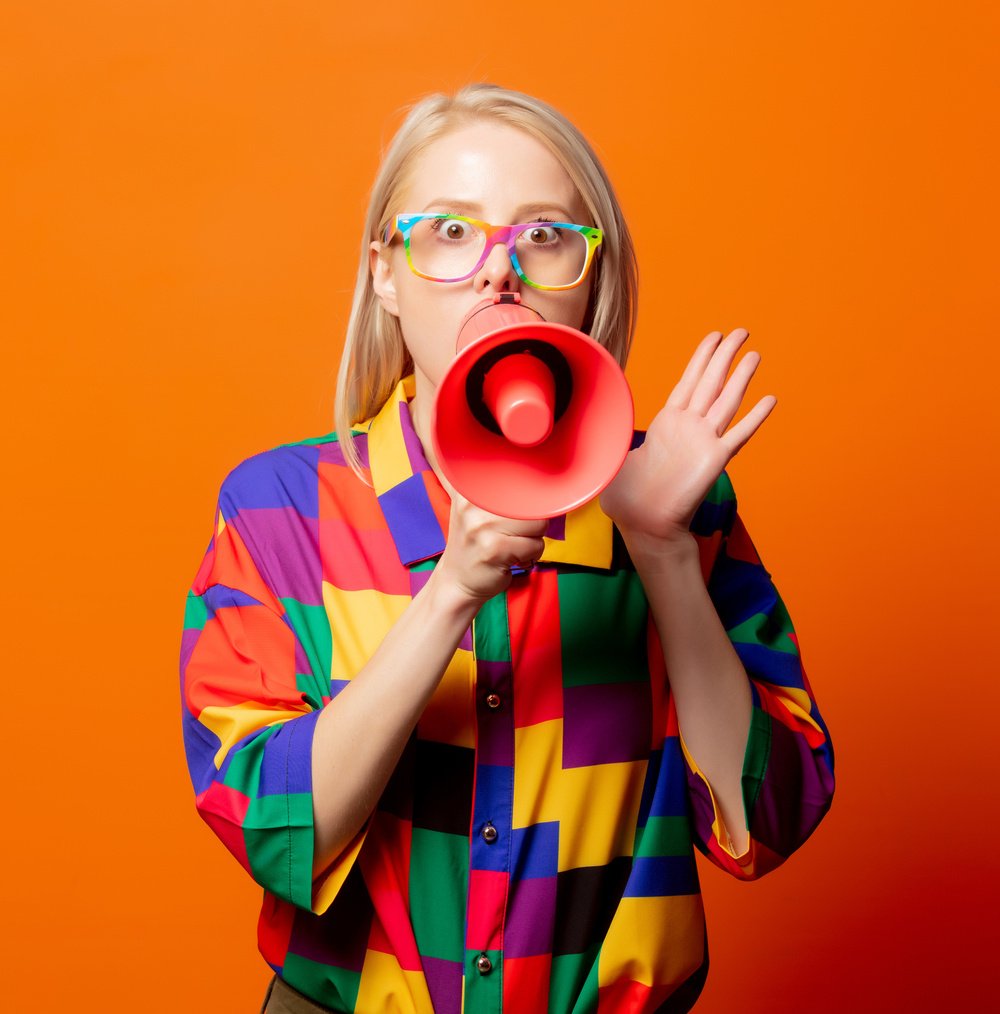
600;328;777;543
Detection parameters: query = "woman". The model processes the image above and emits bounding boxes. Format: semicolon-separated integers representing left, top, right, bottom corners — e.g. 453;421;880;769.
180;83;834;1013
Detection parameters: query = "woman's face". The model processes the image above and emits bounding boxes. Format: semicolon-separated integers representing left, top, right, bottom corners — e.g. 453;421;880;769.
371;120;595;407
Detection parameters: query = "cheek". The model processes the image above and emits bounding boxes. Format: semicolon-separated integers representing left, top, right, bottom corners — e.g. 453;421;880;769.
533;285;593;333
396;299;462;383
574;286;594;331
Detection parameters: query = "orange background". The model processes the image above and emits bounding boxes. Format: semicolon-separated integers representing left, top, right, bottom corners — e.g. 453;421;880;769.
3;1;998;1010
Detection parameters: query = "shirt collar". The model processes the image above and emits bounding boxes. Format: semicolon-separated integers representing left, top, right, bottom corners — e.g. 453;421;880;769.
362;376;614;570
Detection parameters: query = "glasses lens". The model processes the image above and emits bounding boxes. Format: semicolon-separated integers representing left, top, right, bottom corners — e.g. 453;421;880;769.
407;217;487;282
405;217;593;286
514;224;589;288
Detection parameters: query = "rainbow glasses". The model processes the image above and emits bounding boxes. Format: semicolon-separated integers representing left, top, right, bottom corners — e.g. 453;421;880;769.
383;213;603;291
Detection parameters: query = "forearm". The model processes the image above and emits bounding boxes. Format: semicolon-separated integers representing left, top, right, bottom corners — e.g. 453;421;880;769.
311;569;481;875
626;530;752;855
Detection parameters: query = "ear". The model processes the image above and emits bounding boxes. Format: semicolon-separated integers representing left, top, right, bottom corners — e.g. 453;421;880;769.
370;240;400;317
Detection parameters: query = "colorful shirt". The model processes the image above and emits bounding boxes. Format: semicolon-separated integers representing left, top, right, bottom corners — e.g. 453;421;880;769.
180;376;834;1013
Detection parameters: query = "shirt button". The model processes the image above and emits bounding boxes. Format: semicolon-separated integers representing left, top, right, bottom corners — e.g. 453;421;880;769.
476;954;493;975
481;822;498;844
486;693;501;710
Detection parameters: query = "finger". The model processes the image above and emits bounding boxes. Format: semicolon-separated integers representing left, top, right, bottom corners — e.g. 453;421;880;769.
720;395;777;456
508;559;536;575
450;489;547;534
499;518;549;538
688;328;750;416
507;535;546;568
519;535;546;560
665;331;725;410
706;349;762;433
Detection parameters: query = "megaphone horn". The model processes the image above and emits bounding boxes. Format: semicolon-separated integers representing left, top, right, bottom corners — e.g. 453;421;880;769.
431;293;634;520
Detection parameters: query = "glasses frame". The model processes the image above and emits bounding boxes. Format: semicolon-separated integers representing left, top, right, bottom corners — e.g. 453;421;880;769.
383;213;603;291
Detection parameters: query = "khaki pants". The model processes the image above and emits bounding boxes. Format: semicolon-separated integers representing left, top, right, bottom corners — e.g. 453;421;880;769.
259;975;336;1013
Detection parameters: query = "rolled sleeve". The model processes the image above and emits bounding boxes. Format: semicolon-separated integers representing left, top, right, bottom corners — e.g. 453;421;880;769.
684;472;835;880
180;474;368;914
181;578;322;908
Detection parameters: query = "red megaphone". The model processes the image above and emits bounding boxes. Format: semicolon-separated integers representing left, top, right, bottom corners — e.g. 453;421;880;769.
431;293;634;520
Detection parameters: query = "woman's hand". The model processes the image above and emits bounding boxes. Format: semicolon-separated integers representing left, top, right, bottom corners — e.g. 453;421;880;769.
433;485;548;605
600;328;776;548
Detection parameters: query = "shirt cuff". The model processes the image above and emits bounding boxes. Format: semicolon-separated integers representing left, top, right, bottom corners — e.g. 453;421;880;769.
680;702;771;873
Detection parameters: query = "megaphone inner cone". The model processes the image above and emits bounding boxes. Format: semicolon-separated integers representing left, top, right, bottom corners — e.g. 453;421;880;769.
466;339;573;443
481;352;556;447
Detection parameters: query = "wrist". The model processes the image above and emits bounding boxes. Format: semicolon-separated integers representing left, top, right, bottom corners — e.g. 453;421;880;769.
422;563;488;624
618;529;702;583
618;526;698;563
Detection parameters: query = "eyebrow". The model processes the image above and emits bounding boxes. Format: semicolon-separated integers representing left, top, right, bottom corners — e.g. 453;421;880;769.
419;199;579;222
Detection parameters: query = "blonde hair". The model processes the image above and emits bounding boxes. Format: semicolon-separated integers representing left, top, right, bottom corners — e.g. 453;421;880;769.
335;83;638;476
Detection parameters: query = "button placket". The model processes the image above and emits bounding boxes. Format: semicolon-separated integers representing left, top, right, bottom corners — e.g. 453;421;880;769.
466;602;514;1012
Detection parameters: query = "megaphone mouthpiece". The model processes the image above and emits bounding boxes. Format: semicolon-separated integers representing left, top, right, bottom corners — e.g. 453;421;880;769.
456;292;541;353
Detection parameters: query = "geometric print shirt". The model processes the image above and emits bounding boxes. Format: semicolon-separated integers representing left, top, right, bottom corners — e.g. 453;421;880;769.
180;375;835;1013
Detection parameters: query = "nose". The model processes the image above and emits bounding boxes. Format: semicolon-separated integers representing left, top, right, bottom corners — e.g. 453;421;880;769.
473;238;520;294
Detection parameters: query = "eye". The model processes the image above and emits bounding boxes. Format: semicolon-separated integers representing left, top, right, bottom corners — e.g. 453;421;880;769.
430;217;472;241
526;225;560;245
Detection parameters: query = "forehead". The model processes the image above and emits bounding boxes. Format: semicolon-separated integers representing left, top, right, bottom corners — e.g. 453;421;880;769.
400;120;586;218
